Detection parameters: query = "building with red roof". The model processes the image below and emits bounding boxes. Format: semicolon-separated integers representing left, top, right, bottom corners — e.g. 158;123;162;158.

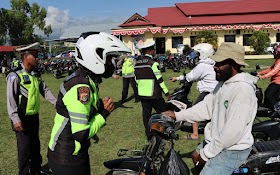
112;0;280;55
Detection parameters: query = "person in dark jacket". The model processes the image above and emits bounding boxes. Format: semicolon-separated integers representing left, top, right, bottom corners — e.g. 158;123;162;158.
47;32;131;175
135;40;171;139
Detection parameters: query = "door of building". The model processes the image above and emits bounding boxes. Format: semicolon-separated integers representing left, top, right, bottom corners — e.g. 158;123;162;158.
156;37;165;54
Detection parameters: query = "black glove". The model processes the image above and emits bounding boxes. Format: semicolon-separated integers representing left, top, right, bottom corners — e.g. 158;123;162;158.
250;71;258;76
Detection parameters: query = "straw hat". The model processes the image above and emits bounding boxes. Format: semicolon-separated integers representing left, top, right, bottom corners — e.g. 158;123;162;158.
210;42;249;67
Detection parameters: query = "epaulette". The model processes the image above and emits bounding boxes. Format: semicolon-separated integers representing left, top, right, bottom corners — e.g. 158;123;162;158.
65;70;80;82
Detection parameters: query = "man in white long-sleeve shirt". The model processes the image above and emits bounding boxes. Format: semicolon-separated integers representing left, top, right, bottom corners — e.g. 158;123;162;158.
163;42;258;175
170;43;218;140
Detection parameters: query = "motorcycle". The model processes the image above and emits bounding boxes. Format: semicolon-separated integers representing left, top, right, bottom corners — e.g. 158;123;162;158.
103;103;280;175
104;114;190;175
180;54;189;70
158;55;166;73
250;64;280;141
233;139;280;175
172;56;181;72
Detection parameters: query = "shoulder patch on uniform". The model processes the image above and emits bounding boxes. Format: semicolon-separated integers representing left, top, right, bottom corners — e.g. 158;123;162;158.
78;86;90;104
9;74;17;82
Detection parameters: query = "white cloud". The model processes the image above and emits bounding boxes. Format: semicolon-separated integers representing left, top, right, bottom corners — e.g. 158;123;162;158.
38;6;128;39
45;6;70;39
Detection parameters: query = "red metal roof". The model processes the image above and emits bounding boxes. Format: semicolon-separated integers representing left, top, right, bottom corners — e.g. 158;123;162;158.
148;13;280;27
145;7;188;27
0;46;17;52
176;0;280;16
119;20;155;27
120;0;280;28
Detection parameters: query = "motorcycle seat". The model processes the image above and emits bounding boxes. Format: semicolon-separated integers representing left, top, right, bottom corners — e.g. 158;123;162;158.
252;140;280;154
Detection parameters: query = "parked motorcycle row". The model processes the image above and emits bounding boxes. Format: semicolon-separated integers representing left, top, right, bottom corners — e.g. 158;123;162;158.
37;58;78;79
154;53;198;73
104;69;280;175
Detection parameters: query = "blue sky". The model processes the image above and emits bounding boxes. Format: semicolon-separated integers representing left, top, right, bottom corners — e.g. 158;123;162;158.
1;0;214;38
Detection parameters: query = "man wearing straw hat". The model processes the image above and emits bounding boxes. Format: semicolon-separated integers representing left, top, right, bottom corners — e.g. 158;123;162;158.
163;42;258;175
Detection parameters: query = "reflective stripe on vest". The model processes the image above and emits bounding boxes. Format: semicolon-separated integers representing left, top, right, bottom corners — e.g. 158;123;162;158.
49;114;69;151
17;70;40;115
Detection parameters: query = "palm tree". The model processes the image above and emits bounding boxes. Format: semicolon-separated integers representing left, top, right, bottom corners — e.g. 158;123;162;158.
195;31;218;49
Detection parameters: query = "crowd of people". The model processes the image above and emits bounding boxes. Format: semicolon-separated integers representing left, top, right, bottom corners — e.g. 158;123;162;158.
4;31;280;175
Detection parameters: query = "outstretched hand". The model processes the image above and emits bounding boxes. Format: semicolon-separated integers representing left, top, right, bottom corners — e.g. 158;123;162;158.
162;110;176;119
103;97;114;113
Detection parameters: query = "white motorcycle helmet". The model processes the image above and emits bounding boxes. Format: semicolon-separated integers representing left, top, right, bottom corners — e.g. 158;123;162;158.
75;32;131;75
192;43;214;60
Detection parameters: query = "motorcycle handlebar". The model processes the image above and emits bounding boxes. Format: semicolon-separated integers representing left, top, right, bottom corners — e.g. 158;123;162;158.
166;127;179;140
250;71;258;76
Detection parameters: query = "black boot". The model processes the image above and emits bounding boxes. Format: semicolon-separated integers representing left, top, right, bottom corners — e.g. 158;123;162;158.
30;165;52;175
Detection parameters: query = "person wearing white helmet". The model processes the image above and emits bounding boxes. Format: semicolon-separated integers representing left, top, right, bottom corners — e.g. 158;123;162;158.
47;32;131;175
170;43;218;140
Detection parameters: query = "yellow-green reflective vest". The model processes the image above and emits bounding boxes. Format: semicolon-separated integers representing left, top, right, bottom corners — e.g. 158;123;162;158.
17;70;40;115
48;76;105;159
122;58;135;78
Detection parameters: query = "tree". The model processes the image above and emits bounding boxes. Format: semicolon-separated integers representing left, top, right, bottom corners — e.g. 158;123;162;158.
249;31;270;55
1;0;52;45
0;8;9;45
195;31;218;49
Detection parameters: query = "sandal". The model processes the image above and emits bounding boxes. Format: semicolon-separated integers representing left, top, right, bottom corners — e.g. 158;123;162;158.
184;134;199;140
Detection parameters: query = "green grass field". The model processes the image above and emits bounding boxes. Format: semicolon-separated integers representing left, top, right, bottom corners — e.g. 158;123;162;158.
0;59;273;175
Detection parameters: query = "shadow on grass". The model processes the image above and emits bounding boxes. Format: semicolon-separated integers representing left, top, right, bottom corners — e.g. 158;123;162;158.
114;95;137;110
